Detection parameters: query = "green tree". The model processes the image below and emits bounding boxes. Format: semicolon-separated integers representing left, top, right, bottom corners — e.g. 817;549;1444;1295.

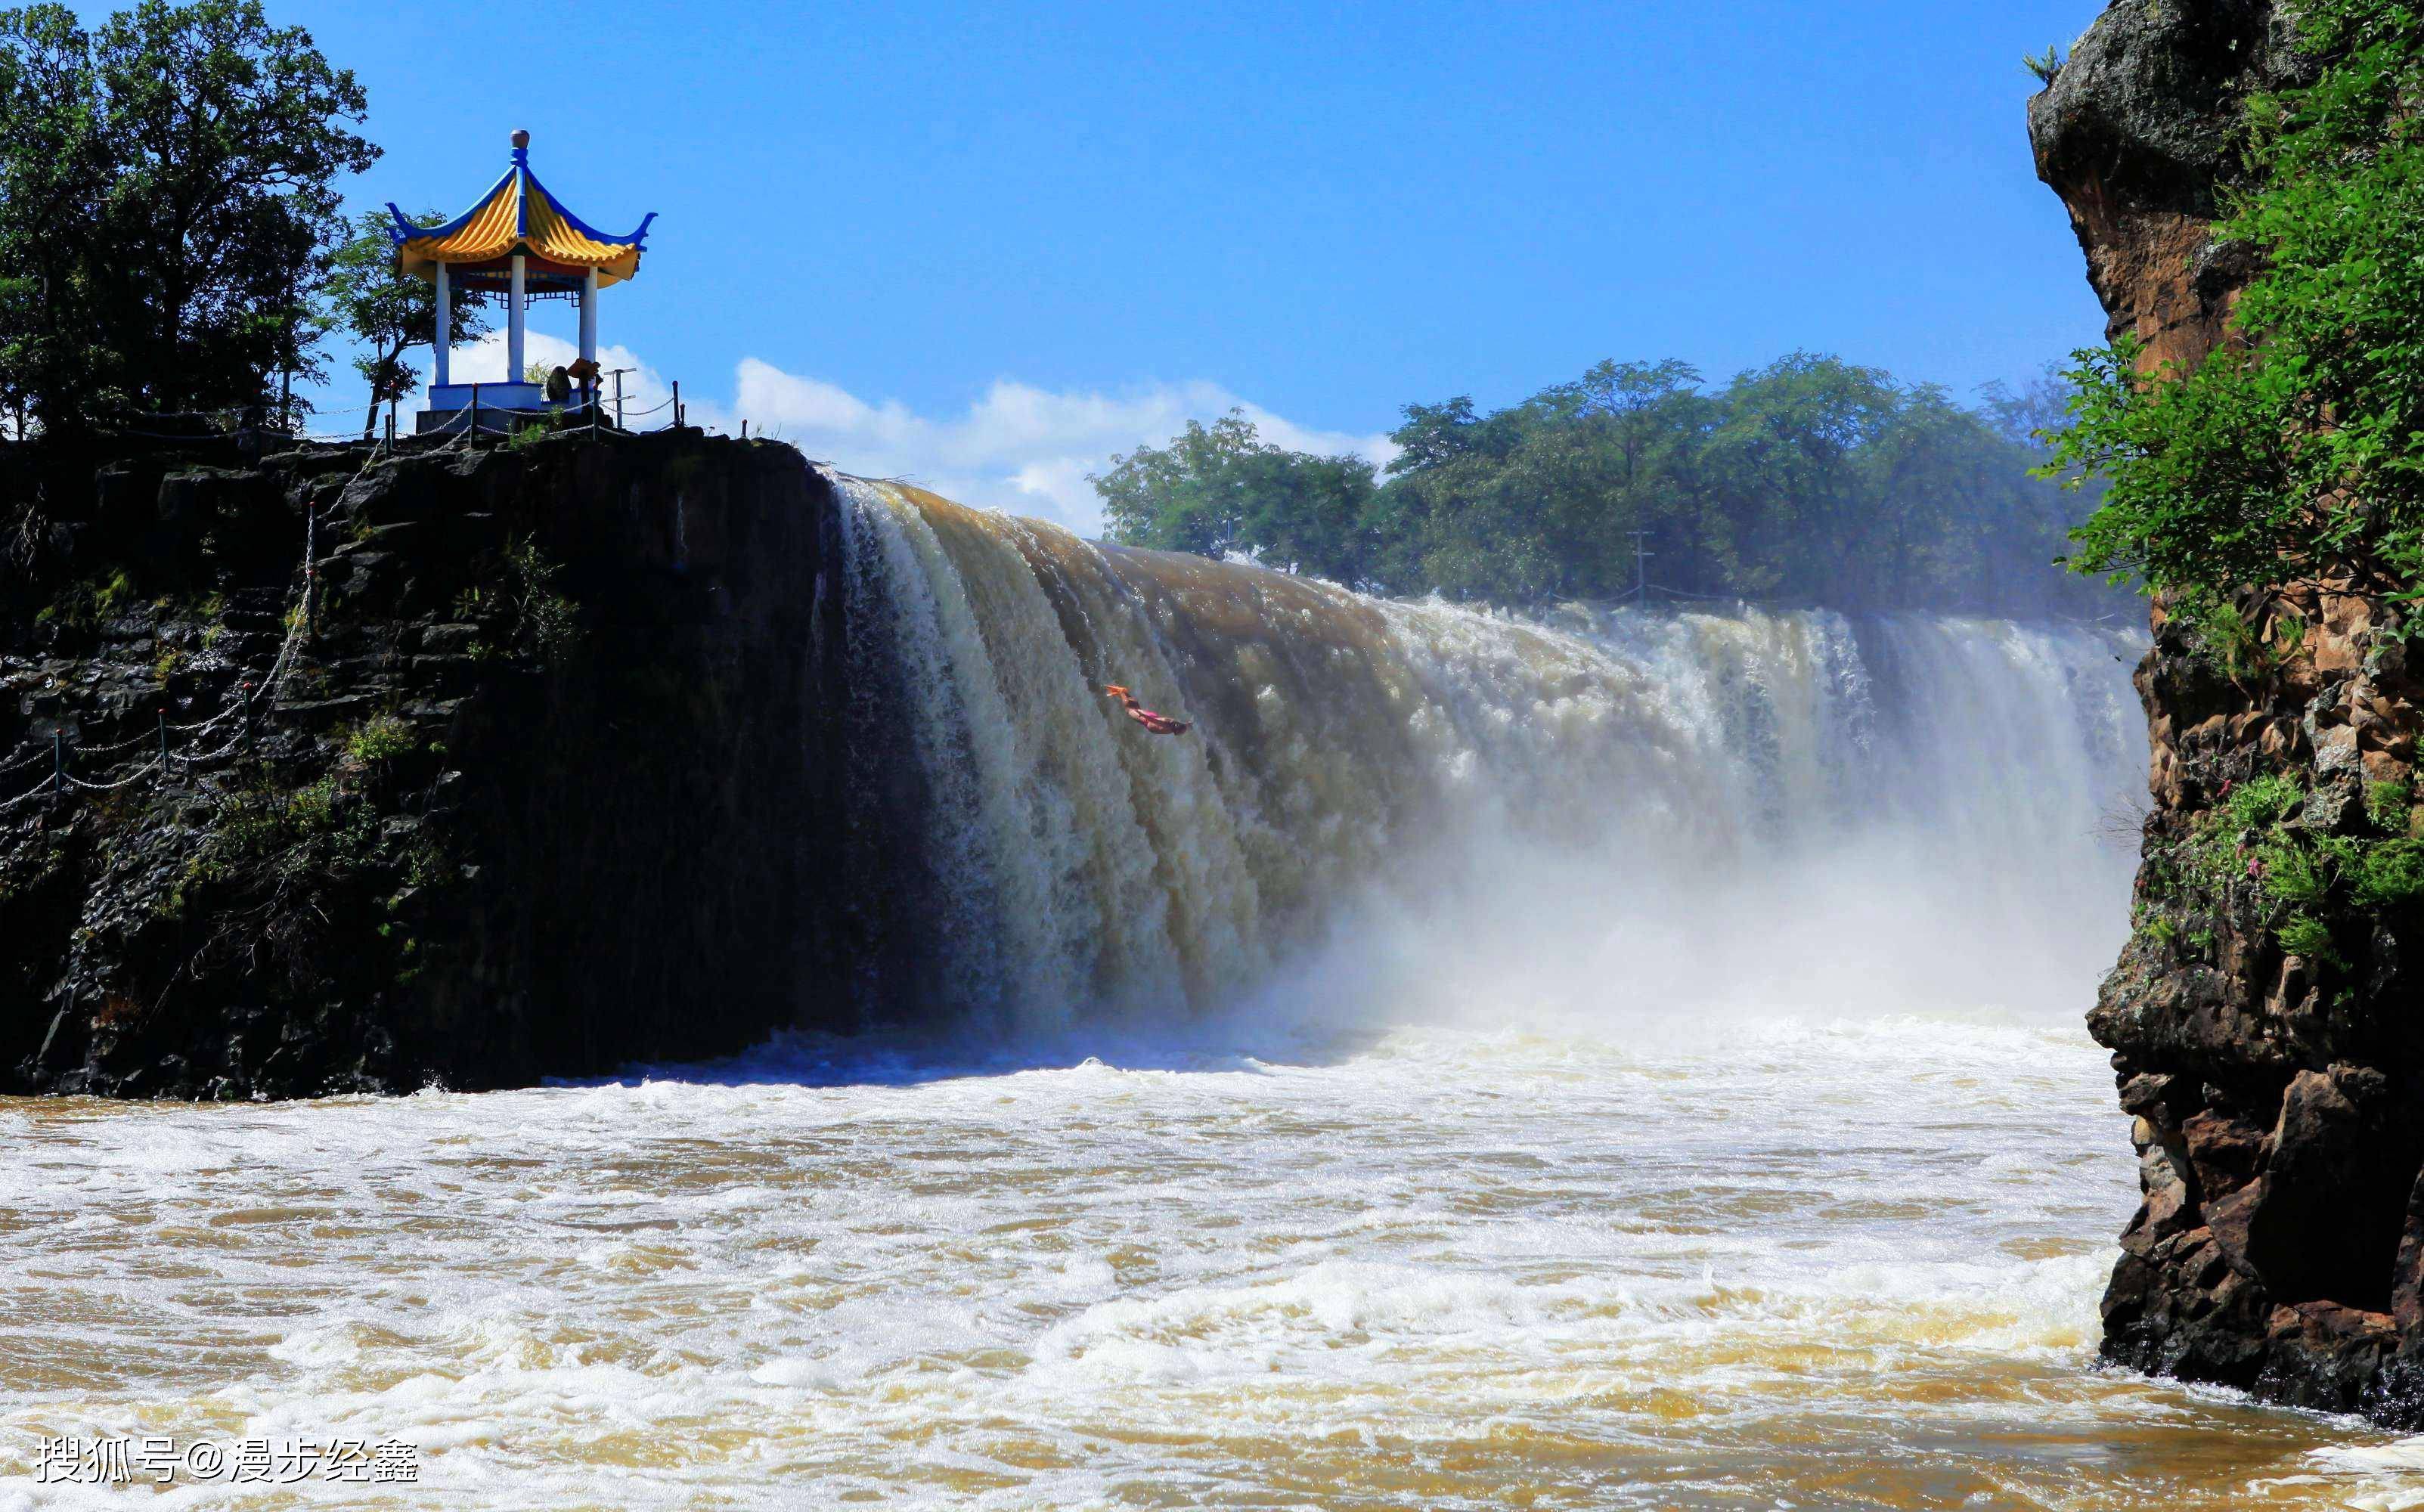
1102;356;2112;614
323;209;492;438
1695;355;1898;599
1235;448;1380;584
0;0;375;431
1094;411;1262;559
1093;410;1381;584
0;7;111;430
2049;0;2424;619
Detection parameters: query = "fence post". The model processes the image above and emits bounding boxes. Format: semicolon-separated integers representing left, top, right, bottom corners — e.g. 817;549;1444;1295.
470;383;482;448
672;380;681;429
240;681;256;751
157;710;167;787
51;730;61;796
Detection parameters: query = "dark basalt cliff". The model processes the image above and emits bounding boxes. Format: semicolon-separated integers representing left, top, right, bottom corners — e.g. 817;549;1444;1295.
0;427;860;1098
2035;2;2424;1421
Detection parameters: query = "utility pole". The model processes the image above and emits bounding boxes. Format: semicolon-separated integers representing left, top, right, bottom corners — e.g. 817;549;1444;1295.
1631;529;1653;600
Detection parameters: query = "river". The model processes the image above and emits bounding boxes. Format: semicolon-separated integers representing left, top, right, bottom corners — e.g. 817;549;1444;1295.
7;483;2422;1507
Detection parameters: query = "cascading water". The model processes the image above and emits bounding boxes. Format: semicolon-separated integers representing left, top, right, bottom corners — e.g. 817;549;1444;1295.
36;474;2424;1510
829;472;2146;1036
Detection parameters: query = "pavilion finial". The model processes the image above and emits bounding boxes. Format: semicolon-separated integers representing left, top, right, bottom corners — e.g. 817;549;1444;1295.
511;128;529;150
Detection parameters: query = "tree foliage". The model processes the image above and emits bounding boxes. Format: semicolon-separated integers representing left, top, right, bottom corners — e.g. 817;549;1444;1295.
324;208;491;437
1098;355;2115;615
0;0;374;431
2050;0;2424;620
1094;413;1383;585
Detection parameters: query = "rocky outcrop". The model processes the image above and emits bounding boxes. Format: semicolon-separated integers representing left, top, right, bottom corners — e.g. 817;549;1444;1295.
0;427;859;1096
2035;2;2424;1422
2028;0;2316;370
2091;592;2424;1419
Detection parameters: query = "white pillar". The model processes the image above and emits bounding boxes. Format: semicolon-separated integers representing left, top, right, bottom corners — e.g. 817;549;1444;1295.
507;253;526;380
432;261;451;388
579;268;598;368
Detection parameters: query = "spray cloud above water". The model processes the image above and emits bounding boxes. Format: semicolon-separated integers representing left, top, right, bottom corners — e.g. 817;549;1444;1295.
831;474;2145;1046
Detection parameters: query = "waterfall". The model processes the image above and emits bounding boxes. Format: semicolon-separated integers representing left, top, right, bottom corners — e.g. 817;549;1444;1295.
829;473;2146;1034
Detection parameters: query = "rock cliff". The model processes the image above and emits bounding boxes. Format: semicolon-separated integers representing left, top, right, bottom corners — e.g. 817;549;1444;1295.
2035;2;2424;1421
2028;0;2317;370
0;426;859;1097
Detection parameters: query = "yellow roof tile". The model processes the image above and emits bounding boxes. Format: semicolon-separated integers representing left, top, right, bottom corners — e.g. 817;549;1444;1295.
389;144;652;288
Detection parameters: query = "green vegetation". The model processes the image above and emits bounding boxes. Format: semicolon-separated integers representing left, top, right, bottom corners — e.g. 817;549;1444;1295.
2277;913;2339;962
343;713;413;764
2367;778;2413;832
0;1;375;432
2023;45;2065;85
2228;772;2305;829
442;544;583;665
198;770;370;884
33;566;135;628
1096;355;2116;615
324;208;491;438
2049;1;2424;621
2142;768;2424;968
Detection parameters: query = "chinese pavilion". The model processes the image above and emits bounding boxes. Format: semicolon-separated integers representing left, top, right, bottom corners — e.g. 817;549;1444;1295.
388;130;656;424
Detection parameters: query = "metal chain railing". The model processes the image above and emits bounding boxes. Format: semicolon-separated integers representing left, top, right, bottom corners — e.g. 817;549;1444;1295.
5;401;737;816
0;771;58;812
63;758;163;792
0;432;396;814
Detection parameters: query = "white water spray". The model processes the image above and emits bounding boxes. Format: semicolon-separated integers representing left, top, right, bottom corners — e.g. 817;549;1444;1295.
832;474;2145;1036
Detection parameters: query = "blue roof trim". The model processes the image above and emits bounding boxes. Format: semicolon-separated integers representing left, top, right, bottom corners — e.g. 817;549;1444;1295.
391;164;519;245
523;166;656;249
387;147;653;256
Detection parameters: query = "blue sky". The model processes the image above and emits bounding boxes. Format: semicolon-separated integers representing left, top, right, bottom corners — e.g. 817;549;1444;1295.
192;1;2107;528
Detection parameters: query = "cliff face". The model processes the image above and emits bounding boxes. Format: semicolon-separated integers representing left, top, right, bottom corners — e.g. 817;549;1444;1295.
2028;0;2316;370
0;428;857;1097
2035;2;2424;1421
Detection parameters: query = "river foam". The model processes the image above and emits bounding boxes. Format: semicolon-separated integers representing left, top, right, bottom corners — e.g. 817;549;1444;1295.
7;1011;2424;1509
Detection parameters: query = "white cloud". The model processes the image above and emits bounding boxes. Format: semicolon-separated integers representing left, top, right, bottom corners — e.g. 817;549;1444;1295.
731;361;1398;535
416;340;1396;536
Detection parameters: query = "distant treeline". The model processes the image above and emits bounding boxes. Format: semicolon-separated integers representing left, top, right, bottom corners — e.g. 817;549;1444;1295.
1093;354;2126;617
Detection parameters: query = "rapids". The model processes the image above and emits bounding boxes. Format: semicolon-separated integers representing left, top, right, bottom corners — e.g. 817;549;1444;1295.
14;478;2424;1507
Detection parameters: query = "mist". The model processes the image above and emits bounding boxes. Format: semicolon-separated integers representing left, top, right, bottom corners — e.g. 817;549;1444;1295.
829;475;2147;1053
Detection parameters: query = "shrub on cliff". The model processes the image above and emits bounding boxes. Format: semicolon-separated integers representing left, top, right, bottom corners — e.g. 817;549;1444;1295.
2052;0;2424;617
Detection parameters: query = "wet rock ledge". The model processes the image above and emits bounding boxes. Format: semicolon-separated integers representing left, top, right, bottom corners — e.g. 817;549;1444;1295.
2034;2;2424;1422
0;426;856;1098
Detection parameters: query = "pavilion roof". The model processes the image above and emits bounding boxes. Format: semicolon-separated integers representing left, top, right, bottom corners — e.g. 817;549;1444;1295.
389;136;655;289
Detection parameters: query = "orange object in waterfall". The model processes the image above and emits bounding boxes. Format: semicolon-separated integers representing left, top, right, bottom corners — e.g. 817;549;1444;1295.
1105;684;1192;736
